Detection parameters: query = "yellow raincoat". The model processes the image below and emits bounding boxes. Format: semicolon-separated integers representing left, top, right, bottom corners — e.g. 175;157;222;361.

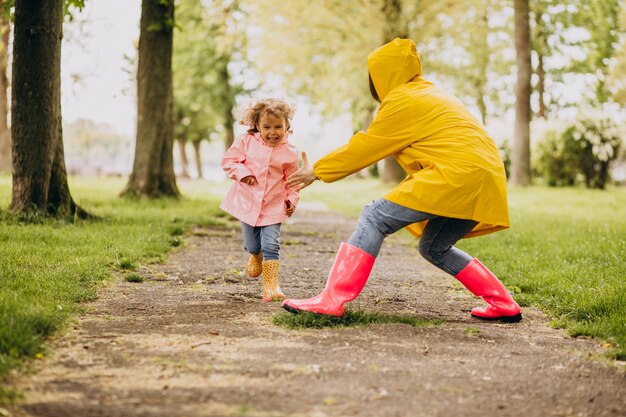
313;38;509;239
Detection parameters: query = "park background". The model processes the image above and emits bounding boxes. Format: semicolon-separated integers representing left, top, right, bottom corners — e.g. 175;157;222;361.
0;0;625;404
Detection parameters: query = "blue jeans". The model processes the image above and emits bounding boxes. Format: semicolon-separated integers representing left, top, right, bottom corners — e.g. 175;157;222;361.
241;222;281;261
348;199;478;276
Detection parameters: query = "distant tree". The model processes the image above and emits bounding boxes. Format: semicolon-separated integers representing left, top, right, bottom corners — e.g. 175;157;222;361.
429;0;513;124
9;0;89;217
532;0;551;119
608;5;626;104
379;0;409;183
122;0;179;198
173;0;245;178
511;0;532;186
570;0;622;104
528;0;622;115
0;14;9;173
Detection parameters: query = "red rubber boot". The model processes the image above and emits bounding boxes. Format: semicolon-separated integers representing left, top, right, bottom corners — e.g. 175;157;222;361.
455;258;522;322
281;242;375;317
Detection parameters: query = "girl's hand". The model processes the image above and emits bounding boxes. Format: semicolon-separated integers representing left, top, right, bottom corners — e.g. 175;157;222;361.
285;200;295;216
241;175;257;185
286;152;316;190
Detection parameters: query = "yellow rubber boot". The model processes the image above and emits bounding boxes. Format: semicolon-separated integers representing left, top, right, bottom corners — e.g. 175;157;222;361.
261;260;285;302
246;252;263;278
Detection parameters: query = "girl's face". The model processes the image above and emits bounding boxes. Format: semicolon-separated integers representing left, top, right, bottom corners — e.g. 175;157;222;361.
257;113;287;147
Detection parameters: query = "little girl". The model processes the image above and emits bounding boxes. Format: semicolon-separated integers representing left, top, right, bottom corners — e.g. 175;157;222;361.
220;98;300;302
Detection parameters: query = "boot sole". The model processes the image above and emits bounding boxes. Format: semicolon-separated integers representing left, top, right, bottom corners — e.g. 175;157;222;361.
281;304;301;314
471;313;522;323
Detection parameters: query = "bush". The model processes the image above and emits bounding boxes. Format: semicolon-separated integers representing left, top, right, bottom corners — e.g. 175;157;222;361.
498;141;511;180
536;113;622;189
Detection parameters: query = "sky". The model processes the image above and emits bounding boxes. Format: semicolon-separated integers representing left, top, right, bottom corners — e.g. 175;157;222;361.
61;0;142;137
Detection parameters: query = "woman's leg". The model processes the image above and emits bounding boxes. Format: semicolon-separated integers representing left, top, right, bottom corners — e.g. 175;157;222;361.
418;217;522;321
418;217;478;276
283;200;435;316
348;199;435;257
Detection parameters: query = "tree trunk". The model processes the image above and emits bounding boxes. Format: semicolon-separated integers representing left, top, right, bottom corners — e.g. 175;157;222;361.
122;0;179;198
48;112;90;218
218;60;236;151
0;16;10;173
510;0;532;186
535;9;548;119
177;137;190;178
192;140;203;179
475;11;489;125
537;52;547;119
380;0;408;184
224;120;235;151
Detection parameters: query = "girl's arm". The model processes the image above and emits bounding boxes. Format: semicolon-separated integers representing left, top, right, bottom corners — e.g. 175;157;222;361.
221;135;255;181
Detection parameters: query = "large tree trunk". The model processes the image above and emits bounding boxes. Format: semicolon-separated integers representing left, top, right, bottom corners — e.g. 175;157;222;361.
192;140;202;180
11;0;86;218
122;0;179;198
0;16;10;173
380;0;408;184
510;0;532;186
48;113;90;218
177;138;190;178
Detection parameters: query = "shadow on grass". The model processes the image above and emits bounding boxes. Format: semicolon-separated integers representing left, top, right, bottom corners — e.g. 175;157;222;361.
273;310;444;330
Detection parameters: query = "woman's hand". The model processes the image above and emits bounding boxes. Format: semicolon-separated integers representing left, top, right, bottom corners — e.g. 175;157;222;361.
285;200;295;216
286;152;316;190
241;175;257;185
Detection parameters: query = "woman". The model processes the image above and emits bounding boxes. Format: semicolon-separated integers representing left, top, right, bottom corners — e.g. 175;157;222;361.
282;38;521;322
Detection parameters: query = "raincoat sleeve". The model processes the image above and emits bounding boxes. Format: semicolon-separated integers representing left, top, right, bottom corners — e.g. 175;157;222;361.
221;135;255;181
313;91;419;182
284;153;300;207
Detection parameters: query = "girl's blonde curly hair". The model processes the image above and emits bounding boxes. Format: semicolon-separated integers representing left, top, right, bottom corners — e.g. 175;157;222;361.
239;98;296;134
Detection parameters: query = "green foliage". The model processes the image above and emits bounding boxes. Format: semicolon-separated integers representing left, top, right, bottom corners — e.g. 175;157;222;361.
125;273;144;283
536;112;623;188
498;140;512;179
1;0;85;20
247;1;461;130
273;310;442;330
173;0;246;145
536;0;623;107
0;175;223;396
569;0;622;104
535;129;579;187
426;0;512;122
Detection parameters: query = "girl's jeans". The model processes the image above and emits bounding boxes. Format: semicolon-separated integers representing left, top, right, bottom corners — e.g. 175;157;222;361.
348;199;478;276
241;222;281;261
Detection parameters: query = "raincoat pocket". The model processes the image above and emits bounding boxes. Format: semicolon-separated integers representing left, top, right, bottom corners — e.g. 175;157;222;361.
233;182;254;214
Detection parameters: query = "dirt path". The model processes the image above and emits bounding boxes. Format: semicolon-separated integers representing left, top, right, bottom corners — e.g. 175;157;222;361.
6;204;626;417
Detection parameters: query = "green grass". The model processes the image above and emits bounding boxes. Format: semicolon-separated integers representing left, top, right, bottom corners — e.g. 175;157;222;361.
273;310;443;329
307;178;626;360
0;175;224;398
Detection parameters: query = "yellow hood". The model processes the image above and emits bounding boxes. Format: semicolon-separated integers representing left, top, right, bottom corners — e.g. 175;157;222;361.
368;38;422;101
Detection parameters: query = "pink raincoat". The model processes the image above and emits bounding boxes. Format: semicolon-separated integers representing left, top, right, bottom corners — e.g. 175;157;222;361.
220;132;300;227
